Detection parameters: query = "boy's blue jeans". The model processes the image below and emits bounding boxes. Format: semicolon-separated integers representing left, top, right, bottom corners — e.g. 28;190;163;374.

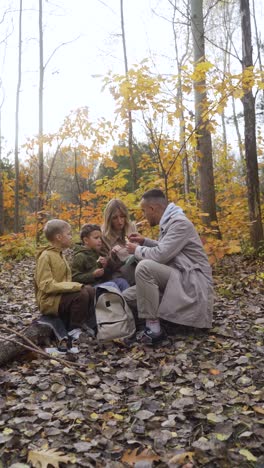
97;278;129;292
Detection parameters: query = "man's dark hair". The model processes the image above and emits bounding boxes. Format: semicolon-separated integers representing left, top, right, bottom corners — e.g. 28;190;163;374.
142;189;167;205
80;223;101;242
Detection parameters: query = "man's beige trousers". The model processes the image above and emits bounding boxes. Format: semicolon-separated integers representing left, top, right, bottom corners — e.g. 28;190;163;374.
123;259;172;319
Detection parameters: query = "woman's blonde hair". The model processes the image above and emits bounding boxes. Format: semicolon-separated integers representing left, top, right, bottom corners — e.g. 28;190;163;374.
102;199;130;240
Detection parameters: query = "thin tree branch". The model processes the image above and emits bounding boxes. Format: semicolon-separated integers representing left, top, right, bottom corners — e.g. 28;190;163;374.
44;35;81;71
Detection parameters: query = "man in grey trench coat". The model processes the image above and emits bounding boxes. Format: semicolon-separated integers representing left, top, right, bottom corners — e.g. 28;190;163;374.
124;189;214;345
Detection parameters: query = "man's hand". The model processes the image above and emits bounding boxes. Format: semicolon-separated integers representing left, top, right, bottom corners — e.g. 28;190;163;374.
128;233;145;245
126;241;138;254
97;256;108;268
93;268;104;278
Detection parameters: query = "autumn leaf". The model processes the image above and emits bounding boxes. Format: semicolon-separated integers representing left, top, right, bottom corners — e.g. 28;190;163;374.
168;451;194;465
253;406;264;415
209;369;221;375
27;448;75;468
239;448;257;462
121;447;160;466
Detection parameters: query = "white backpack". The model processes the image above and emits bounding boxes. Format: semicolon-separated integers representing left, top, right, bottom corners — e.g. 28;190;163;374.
95;285;136;342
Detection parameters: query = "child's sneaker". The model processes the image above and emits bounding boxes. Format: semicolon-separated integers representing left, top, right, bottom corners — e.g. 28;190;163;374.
68;328;82;340
57;337;70;352
136;327;167;346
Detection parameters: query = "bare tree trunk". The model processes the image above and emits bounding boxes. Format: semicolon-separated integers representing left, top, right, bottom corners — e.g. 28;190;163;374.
120;0;137;190
44;138;64;195
14;0;23;233
74;149;83;231
171;0;191;198
0;100;4;236
221;111;227;151
240;0;263;248
38;0;44;213
191;0;221;238
231;95;244;162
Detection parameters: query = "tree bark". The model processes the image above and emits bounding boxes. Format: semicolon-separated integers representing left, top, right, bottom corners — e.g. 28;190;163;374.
191;0;221;238
172;0;191;198
38;0;44;213
231;95;244;162
74;149;83;231
120;0;137;190
14;0;23;233
240;0;263;248
0;324;52;367
0;105;3;236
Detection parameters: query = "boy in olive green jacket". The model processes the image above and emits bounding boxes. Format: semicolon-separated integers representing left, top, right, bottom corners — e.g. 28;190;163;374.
72;224;129;292
35;219;95;331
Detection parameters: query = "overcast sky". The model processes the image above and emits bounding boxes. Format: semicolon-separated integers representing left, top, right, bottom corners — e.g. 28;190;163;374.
0;0;175;152
0;0;263;158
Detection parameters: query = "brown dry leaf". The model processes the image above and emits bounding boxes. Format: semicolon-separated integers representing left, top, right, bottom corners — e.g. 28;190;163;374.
209;369;221;375
121;447;160;466
168;451;194;465
27;448;75;468
253;406;264;415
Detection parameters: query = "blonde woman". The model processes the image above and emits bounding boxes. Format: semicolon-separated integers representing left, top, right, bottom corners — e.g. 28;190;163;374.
101;199;138;284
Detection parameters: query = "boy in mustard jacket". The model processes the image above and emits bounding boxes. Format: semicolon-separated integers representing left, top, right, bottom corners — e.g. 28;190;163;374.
35;219;95;331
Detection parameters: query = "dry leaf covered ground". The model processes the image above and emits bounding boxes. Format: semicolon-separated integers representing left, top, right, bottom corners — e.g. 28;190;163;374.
0;255;263;468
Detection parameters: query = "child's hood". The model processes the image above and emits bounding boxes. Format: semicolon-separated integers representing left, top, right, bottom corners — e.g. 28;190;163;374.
73;242;89;256
35;244;60;260
72;243;98;258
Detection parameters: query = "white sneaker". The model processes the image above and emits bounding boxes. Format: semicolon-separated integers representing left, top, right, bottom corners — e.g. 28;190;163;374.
68;328;82;340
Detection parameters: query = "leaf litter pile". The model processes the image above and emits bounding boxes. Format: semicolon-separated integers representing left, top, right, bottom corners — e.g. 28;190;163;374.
0;256;263;468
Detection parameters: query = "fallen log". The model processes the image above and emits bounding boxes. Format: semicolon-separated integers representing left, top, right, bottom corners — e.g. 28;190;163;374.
0;323;52;367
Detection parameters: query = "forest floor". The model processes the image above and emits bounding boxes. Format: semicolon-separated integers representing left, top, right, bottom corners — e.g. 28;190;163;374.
0;255;263;468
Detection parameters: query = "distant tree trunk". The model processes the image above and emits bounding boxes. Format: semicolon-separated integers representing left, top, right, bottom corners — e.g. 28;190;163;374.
191;0;221;238
252;0;264;100
74;149;83;231
231;95;244;162
0;99;4;236
171;0;191;198
14;0;23;233
120;0;137;190
38;0;44;213
240;0;263;248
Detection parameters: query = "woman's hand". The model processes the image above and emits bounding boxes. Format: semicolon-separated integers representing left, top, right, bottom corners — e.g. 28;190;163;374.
97;256;108;268
111;245;122;254
93;268;105;278
128;233;145;245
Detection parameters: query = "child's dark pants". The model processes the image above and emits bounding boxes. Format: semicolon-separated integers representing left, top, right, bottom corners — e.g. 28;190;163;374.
58;285;95;331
